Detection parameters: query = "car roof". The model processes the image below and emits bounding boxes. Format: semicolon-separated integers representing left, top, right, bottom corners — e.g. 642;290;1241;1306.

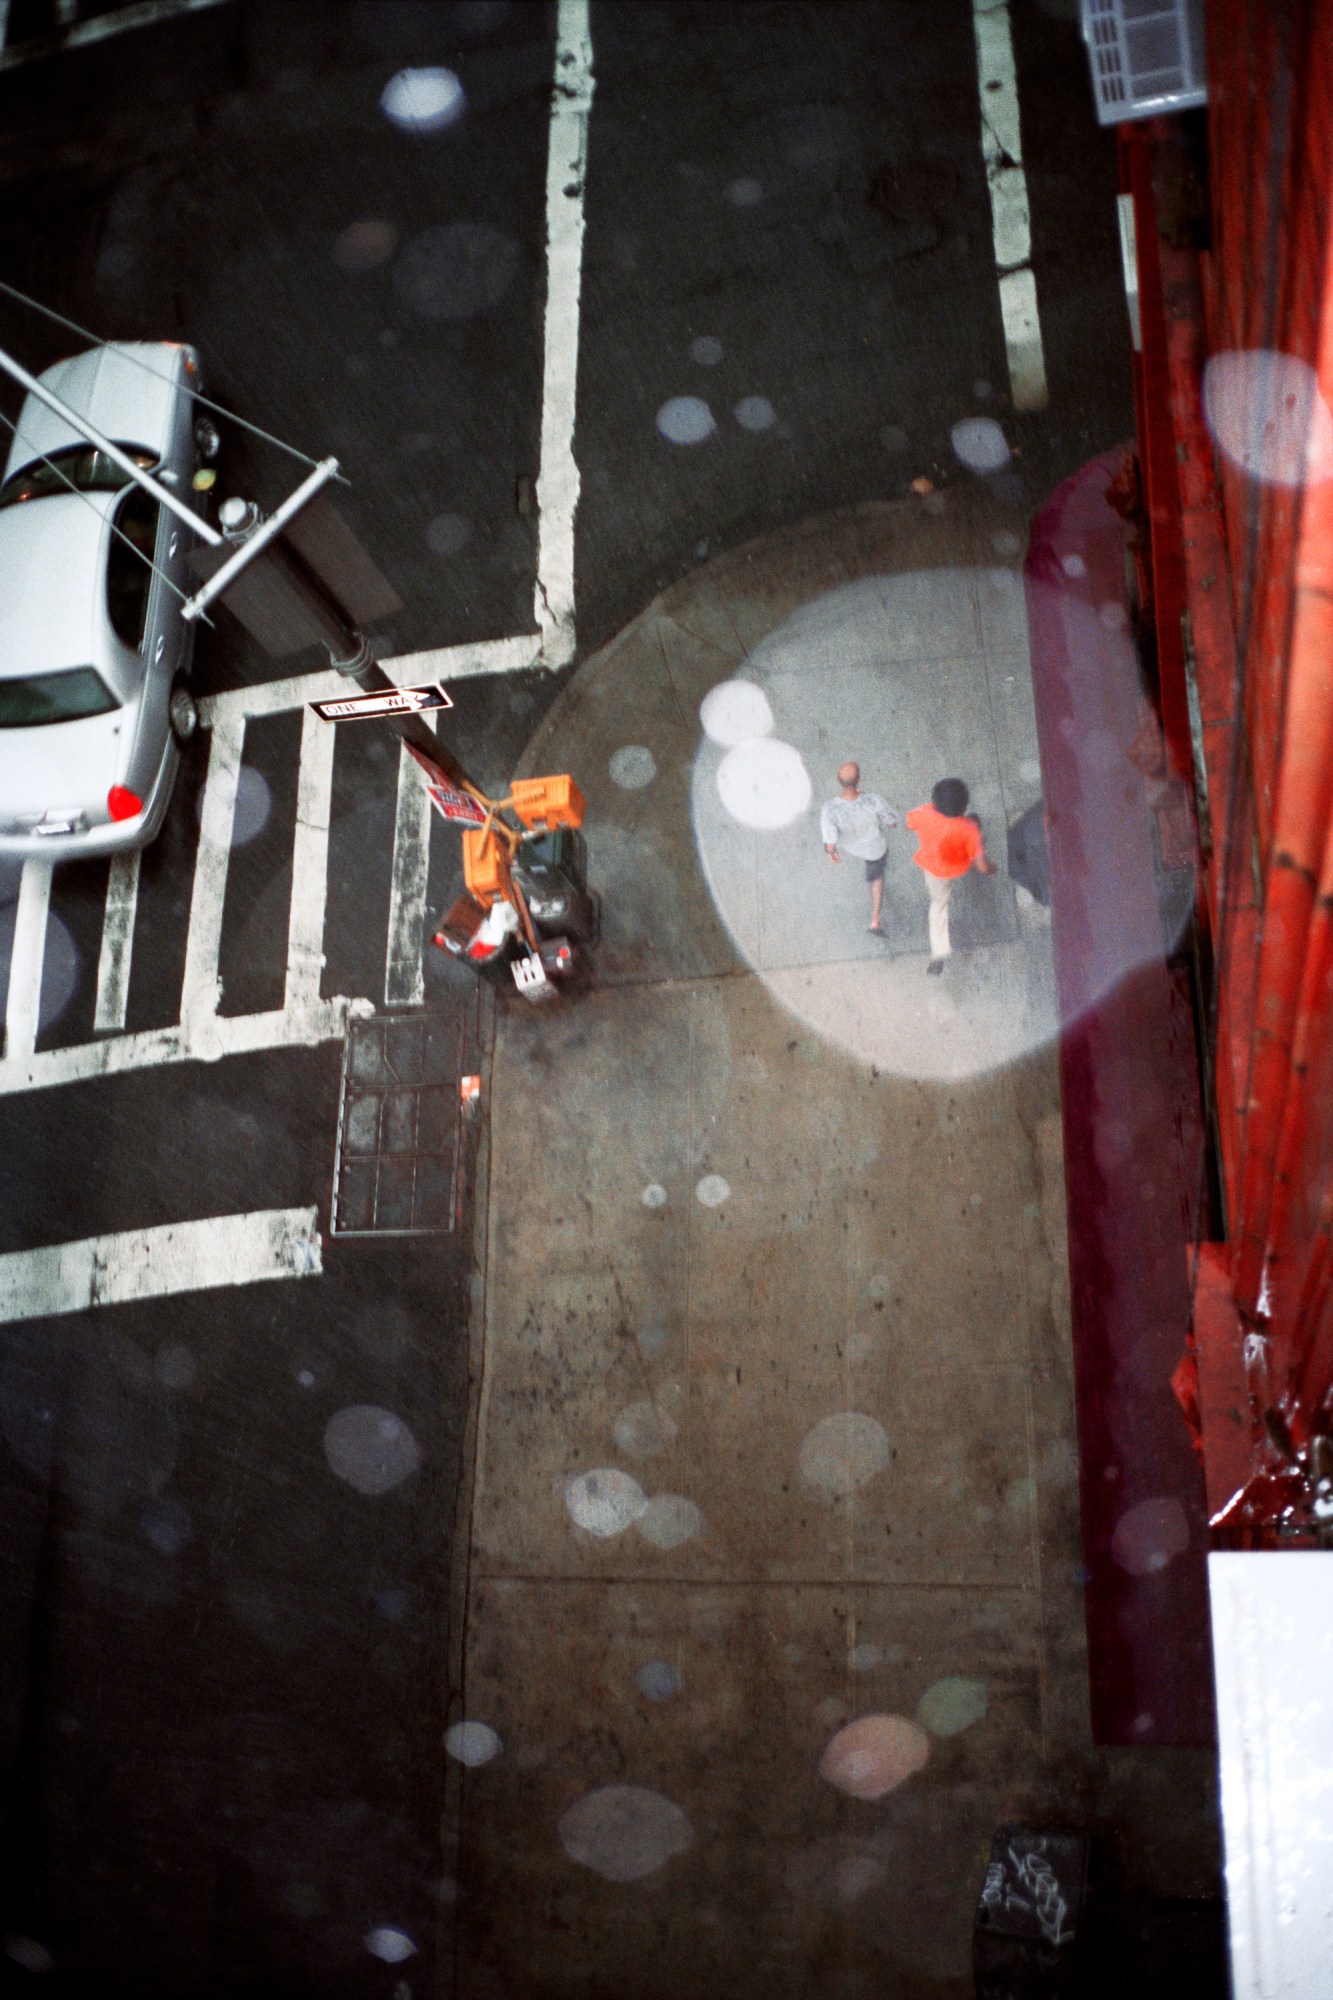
0;489;131;689
2;342;188;481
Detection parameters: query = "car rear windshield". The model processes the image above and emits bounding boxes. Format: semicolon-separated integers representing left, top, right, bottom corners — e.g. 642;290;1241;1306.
0;666;119;728
0;445;156;509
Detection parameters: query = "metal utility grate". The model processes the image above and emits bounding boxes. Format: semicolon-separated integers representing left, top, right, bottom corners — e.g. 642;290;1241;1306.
331;1007;481;1237
1080;0;1207;126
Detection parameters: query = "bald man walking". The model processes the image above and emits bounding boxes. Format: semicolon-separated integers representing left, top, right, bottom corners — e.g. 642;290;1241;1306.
820;762;899;934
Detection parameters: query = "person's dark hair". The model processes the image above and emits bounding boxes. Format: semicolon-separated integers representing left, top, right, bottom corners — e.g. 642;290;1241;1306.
932;778;969;817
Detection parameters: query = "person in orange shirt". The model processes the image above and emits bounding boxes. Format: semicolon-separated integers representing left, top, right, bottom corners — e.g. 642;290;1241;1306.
904;778;997;975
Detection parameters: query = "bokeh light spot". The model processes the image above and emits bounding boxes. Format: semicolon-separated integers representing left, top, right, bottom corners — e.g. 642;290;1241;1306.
915;1675;988;1737
445;1720;502;1767
715;736;811;829
700;679;774;746
323;1406;421;1495
380;67;465;132
564;1467;647;1538
656;395;716;445
819;1714;929;1799
799;1412;890;1497
558;1784;694;1880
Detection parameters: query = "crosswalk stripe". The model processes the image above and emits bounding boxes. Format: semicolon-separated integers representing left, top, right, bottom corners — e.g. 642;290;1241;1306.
180;713;243;1027
973;0;1048;413
286;707;336;1013
93;850;140;1034
385;727;435;1009
534;0;593;665
0;5;594;1097
4;858;52;1060
0;1206;322;1323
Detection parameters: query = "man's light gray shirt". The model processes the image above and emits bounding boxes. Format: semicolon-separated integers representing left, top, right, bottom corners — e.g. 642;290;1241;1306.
820;792;898;860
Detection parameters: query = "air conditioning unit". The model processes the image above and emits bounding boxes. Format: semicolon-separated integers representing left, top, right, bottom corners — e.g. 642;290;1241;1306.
1080;0;1207;125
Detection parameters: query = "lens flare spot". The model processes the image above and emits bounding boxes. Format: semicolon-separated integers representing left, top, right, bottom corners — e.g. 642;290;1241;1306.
915;1675;988;1737
656;395;716;445
445;1720;502;1766
1204;348;1333;487
820;1714;929;1799
564;1467;647;1538
558;1784;694;1880
716;736;811;829
799;1412;890;1497
950;416;1011;472
380;67;466;132
700;680;774;746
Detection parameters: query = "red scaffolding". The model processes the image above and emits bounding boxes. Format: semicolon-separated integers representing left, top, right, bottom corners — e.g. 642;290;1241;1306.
1128;0;1333;1540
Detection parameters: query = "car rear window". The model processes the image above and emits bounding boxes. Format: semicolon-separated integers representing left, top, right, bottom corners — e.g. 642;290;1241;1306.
0;666;119;727
0;445;156;509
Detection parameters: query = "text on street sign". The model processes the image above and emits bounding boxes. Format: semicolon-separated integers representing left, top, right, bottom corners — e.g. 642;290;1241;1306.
426;780;488;828
309;682;454;722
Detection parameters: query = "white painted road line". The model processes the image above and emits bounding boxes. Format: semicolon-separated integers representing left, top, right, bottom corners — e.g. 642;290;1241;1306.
198;636;544;731
973;0;1049;413
0;994;369;1098
385;727;435;1009
0;0;231;71
534;0;594;667
0;1207;322;1324
286;706;336;1012
180;713;243;1026
4;858;52;1061
94;850;141;1034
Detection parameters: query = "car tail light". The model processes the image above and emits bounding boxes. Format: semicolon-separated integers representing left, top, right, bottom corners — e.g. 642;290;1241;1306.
107;786;142;821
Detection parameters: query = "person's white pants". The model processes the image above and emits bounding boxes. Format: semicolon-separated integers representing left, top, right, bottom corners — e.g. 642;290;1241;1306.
926;871;954;959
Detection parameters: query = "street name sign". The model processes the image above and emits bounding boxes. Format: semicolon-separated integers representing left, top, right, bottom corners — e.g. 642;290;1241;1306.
426;779;488;828
309;682;454;723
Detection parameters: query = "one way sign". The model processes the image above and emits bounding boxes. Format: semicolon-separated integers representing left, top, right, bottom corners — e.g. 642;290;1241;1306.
309;681;454;722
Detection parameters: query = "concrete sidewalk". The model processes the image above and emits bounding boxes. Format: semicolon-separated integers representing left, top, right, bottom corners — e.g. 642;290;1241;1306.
446;501;1219;1998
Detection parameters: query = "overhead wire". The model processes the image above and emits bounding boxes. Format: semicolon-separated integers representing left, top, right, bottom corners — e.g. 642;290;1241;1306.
0;408;211;621
0;274;345;480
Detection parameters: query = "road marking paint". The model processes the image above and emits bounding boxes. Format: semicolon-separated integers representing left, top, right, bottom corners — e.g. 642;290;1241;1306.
0;994;368;1097
4;858;52;1061
385;726;435;1008
0;1206;321;1324
973;0;1048;412
198;636;543;730
93;850;140;1034
286;706;335;1011
0;0;231;71
1117;191;1142;351
0;13;595;1100
180;714;243;1027
534;0;594;666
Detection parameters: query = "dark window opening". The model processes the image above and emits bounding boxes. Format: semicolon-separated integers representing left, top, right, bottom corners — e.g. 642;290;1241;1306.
0;665;119;728
0;443;156;509
106;487;159;650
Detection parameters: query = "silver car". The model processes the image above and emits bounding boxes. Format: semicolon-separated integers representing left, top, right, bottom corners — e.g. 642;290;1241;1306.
0;341;210;860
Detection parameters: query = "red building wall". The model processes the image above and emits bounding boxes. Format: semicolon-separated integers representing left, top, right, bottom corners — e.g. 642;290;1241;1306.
1134;0;1333;1534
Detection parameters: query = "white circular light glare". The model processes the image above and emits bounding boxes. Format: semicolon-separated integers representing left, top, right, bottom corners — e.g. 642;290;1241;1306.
715;736;811;829
380;67;466;133
444;1719;503;1766
950;416;1011;472
608;744;657;789
364;1927;418;1963
564;1468;647;1538
1203;348;1333;486
734;395;776;431
656;396;716;445
699;680;773;746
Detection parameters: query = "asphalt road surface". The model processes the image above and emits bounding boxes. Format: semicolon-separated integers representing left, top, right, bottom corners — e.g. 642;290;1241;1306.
0;1;1132;1994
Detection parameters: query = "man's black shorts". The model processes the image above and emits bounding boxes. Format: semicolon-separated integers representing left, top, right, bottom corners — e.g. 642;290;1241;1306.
864;854;886;883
